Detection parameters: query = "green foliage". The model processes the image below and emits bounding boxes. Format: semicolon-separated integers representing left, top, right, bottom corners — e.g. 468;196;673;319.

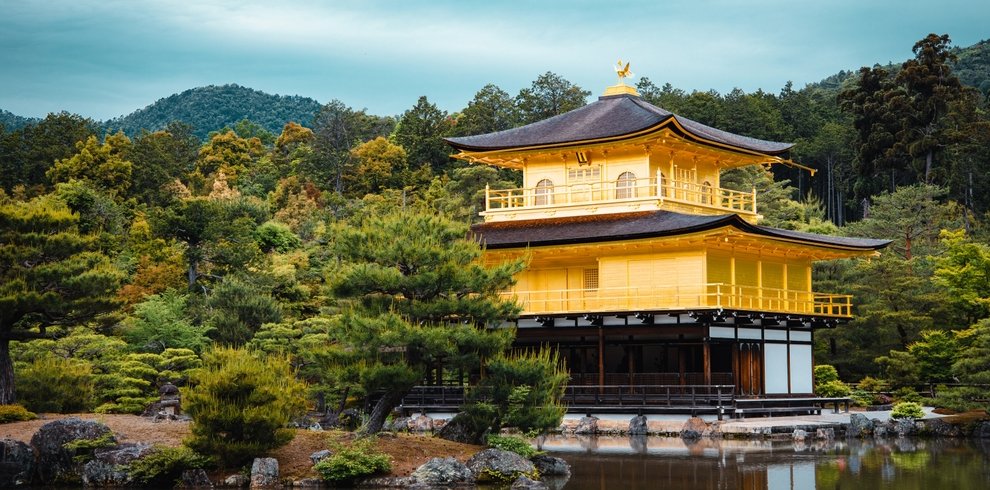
105;84;322;140
0;195;123;404
516;72;590;124
46;132;133;199
205;274;282;345
93;349;201;414
313;438;391;483
927;386;989;413
814;365;841;384
486;434;540;458
893;387;922;403
391;96;452;174
952;319;990;383
184;347;307;467
890;401;925;420
0;404;36;423
15;355;94;413
467;348;568;435
125;290;212;353
816;380;852;398
63;432;116;463
254;220;302;253
126;445;212;486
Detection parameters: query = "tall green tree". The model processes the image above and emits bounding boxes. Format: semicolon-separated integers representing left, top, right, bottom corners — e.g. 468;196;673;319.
0;112;97;193
328;209;525;434
46;132;134;200
0;196;122;403
391;96;452;175
516;72;590;124
130;123;200;206
890;33;966;184
450;84;519;137
310;100;393;193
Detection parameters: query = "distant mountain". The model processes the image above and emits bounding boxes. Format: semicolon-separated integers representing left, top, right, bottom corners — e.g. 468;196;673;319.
103;84;324;140
808;38;990;94
0;109;39;131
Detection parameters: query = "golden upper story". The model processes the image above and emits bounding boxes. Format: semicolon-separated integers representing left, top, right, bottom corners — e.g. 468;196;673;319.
448;80;811;225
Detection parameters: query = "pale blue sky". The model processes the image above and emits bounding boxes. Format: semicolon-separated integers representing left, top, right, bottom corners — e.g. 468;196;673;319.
1;0;987;121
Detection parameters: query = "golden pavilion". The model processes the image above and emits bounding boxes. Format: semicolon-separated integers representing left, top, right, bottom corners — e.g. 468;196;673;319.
442;71;888;412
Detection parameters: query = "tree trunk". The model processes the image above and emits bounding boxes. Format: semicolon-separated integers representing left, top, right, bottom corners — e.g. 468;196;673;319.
925;150;933;183
0;338;15;405
359;389;407;436
187;259;198;289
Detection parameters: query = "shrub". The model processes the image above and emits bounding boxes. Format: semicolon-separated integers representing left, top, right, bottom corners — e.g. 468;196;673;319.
893;387;922;403
813;365;840;385
890;401;925;420
313;438;391;483
926;386;990;413
15;355;94;413
64;432;117;463
184;347;307;467
486;434;541;458
255;220;302;253
815;380;852;398
0;404;36;423
856;376;886;393
127;446;211;486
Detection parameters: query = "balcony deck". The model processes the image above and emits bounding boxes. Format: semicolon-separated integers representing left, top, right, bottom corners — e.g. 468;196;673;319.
483;176;757;222
502;283;852;318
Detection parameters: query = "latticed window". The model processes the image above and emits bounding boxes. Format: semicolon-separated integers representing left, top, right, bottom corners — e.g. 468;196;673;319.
616;171;636;199
534;178;554;206
583;268;599;290
701;181;713;205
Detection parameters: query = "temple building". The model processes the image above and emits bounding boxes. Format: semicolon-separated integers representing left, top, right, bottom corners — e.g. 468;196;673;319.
444;70;889;406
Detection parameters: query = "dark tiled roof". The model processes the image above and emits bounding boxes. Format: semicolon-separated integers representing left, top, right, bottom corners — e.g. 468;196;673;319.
472;211;891;250
446;94;793;155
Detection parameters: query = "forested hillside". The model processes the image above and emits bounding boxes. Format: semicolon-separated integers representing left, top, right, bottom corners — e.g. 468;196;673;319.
102;84;324;140
0;109;38;131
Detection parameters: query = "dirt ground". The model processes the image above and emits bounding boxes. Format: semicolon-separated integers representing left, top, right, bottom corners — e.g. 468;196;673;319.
1;413;480;480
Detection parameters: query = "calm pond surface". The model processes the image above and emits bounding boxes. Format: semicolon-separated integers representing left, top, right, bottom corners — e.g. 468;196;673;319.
542;435;990;489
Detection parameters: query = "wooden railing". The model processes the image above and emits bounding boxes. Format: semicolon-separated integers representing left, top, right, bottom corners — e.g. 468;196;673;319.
485;175;756;215
501;283;852;317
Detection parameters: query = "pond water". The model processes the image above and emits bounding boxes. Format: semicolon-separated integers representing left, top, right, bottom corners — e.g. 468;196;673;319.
543;435;990;489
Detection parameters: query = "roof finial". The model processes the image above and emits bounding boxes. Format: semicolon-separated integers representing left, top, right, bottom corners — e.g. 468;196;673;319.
615;59;633;85
603;59;640;97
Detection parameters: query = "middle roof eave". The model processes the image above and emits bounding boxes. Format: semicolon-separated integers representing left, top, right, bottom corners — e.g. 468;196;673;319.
472;210;891;251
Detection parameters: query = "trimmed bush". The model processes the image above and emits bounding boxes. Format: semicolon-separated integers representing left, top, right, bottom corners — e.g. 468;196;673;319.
0;404;36;423
15;355;94;413
814;365;840;385
816;380;852;398
486;434;541;459
184;347;307;467
313;438;391;483
127;446;211;486
890;401;925;420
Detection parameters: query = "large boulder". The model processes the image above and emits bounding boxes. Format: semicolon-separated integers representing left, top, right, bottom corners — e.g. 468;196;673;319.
410;457;474;486
410;414;435;432
680;417;707;440
849;414;874;437
435;413;485;445
386;416;412;432
0;439;34;487
467;448;537;483
530;455;570;477
30;418;116;484
971;421;990;439
81;442;154;486
309;449;331;465
250;457;279;488
628;415;648;435
181;468;214;488
573;416;599;435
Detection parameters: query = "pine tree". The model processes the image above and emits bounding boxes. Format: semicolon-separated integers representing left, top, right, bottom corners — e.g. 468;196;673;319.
0;196;122;403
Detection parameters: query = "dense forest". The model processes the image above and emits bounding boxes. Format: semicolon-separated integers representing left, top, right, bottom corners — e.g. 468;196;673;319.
1;33;989;438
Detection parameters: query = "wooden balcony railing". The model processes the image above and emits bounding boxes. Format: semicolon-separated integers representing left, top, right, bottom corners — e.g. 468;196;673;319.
501;283;852;317
484;174;757;215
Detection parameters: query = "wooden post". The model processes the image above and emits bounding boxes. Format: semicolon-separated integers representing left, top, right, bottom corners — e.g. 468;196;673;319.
598;327;605;393
703;341;712;386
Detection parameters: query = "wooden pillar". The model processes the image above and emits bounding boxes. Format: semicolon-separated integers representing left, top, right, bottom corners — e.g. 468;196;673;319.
757;259;763;309
598;327;605;391
627;346;635;388
678;347;686;385
703;340;712;385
